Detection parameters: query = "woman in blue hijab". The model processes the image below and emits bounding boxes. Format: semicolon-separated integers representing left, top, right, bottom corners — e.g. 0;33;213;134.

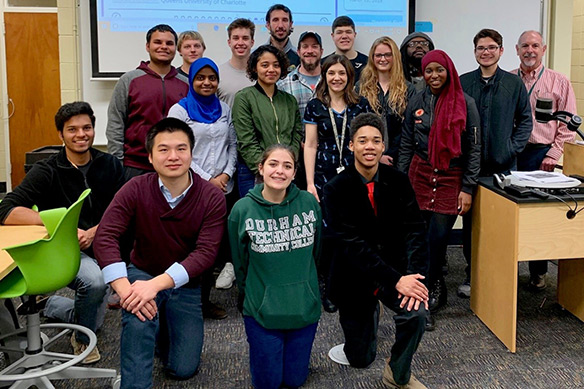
169;57;237;319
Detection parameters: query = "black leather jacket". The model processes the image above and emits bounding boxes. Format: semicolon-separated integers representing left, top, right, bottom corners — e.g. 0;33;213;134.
398;86;482;194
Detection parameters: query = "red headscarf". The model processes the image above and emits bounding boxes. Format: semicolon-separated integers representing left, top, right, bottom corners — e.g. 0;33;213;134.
421;50;466;170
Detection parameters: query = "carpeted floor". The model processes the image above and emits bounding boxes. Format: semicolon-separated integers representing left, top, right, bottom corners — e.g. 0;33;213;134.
12;247;584;388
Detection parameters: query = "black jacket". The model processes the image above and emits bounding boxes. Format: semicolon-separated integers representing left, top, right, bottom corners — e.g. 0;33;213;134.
460;67;532;176
0;147;125;255
322;164;428;306
398;86;482;194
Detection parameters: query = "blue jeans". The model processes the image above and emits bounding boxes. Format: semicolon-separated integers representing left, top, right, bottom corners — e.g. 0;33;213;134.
121;265;203;389
44;252;107;345
244;316;318;389
237;159;257;198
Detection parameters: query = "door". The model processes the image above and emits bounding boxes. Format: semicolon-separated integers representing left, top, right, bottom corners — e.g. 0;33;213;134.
5;12;61;187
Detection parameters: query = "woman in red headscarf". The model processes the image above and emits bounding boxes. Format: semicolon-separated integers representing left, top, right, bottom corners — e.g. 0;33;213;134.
397;49;481;330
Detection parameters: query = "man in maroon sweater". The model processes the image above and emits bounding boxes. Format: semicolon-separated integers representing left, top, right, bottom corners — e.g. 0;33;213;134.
94;118;226;388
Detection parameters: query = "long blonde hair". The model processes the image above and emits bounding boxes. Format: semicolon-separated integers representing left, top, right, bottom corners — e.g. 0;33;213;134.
359;37;408;118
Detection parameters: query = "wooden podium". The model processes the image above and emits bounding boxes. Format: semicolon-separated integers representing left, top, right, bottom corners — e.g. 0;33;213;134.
563;141;584;176
470;180;584;353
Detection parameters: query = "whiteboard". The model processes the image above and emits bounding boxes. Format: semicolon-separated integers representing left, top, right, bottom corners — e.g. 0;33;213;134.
415;0;546;75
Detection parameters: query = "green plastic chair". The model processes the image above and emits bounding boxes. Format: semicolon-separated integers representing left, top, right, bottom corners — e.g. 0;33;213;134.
0;189;119;388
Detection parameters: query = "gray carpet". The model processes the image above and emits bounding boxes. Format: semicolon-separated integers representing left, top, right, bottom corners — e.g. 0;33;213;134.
15;247;584;388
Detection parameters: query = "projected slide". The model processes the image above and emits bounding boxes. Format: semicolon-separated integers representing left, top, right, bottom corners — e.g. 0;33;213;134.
90;0;409;76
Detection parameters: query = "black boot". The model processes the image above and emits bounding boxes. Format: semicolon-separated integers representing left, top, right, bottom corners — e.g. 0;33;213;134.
428;277;447;313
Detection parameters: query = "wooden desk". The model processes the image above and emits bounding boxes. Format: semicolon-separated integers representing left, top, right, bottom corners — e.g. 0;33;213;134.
0;225;47;280
470;181;584;352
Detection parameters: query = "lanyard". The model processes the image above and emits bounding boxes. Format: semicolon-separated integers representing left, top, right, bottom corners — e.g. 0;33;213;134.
328;107;348;172
518;66;545;98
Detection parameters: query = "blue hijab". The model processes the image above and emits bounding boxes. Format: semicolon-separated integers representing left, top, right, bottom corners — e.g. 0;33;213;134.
178;57;222;123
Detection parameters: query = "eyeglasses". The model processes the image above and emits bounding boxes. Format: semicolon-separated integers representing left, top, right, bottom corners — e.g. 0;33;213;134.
407;41;429;48
475;45;500;53
374;53;393;59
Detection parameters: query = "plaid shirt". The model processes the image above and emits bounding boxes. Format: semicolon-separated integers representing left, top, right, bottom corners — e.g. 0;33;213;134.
277;68;319;121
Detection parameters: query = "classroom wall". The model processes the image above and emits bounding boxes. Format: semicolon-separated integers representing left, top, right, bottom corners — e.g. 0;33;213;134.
572;0;584;121
0;1;580;190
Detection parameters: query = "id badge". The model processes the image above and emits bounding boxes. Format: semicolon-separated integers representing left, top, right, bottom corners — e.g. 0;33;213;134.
336;165;345;174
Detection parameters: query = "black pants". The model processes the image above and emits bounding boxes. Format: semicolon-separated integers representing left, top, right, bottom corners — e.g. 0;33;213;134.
421;211;457;285
338;296;427;385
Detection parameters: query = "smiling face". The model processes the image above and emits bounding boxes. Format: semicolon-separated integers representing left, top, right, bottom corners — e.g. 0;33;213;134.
516;31;546;72
474;37;503;69
424;62;448;94
59;114;94;157
326;62;348;94
350;125;384;172
259;148;296;192
228;27;254;59
146;30;177;65
298;36;323;72
266;9;293;43
179;39;205;66
192;66;218;97
256;51;281;88
332;26;356;52
148;130;192;181
373;43;393;73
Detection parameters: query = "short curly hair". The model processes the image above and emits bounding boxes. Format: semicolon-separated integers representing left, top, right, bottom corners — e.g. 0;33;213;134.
349;112;385;140
246;45;289;82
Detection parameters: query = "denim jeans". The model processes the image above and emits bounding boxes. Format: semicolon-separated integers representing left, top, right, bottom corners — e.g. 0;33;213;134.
44;252;107;345
120;264;203;389
244;316;318;389
237;159;257;198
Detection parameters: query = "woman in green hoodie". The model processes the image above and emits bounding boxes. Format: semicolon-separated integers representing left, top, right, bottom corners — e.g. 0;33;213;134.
228;144;322;389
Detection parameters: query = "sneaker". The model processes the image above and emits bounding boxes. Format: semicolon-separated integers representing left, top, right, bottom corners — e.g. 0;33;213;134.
215;263;235;289
71;333;100;364
382;360;427;388
202;302;228;320
457;280;471;298
529;274;546;291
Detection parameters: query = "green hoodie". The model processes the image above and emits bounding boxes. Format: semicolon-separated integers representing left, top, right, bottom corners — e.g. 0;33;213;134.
228;183;322;330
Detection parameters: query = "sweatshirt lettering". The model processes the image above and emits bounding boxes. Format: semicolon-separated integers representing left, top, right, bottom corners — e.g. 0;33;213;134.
245;210;317;254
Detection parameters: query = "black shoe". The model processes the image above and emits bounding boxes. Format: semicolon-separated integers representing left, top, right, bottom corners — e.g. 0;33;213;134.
16;295;49;315
428;278;447;313
425;313;435;331
202;302;227;320
322;297;337;313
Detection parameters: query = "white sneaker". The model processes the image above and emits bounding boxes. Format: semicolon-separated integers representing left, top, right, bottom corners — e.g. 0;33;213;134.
215;263;235;289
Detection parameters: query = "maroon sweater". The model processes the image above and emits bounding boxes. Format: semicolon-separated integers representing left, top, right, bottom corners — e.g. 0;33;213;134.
94;172;226;279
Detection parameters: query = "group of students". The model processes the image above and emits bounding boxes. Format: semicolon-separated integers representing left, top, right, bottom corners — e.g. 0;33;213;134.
0;3;578;389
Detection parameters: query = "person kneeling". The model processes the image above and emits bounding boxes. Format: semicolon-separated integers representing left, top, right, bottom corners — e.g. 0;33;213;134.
323;113;429;388
94;118;226;388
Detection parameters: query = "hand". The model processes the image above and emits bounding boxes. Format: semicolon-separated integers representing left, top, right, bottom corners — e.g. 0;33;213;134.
209;174;229;192
111;278;156;321
540;157;557;172
398;294;429;311
307;184;320;202
457;192;472;215
77;227;96;250
395;274;428;311
380;155;393;166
